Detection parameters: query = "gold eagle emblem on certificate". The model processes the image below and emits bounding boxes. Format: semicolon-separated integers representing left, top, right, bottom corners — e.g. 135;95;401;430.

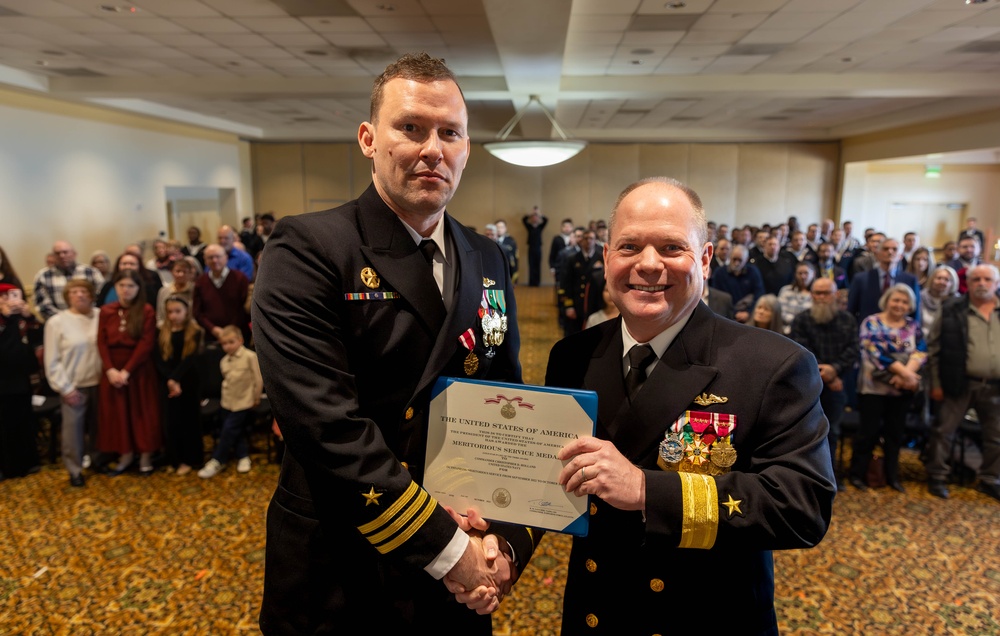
693;392;728;406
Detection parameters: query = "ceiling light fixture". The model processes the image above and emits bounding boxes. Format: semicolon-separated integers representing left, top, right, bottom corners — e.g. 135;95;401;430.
484;95;587;167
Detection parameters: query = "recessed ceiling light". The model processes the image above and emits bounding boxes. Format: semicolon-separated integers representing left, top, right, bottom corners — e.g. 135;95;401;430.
841;57;853;62
304;50;329;56
629;59;643;65
665;2;686;8
36;60;49;66
966;0;990;5
630;48;654;55
377;3;395;10
41;50;67;56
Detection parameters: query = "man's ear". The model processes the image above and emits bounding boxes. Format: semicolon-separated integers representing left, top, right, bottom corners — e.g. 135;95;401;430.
358;121;376;159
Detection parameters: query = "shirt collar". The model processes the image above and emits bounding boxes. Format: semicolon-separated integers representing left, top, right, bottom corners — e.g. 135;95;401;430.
620;310;694;363
400;216;450;265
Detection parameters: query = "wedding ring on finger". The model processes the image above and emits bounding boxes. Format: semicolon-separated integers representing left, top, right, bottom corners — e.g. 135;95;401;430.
580;466;587;482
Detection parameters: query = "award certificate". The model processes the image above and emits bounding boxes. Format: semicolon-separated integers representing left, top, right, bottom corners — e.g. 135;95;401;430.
425;377;597;536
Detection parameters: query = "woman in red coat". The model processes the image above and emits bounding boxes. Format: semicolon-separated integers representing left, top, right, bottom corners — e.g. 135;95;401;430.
97;269;161;475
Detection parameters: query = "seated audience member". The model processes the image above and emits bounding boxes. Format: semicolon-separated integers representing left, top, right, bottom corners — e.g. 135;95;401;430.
156;295;205;476
146;238;180;285
940;241;958;265
789;277;859;489
710;238;730;274
849;284;926;493
90;251;112;279
156;257;198;327
97;269;161;476
778;262;816;326
97;252;161;308
182;226;208;266
584;284;619;329
217;225;255;282
747;294;786;334
919;265;959;341
198;325;262;479
710;243;764;323
905;246;934;290
193;244;250;344
0;282;42;480
43;279;102;487
33;240;105;320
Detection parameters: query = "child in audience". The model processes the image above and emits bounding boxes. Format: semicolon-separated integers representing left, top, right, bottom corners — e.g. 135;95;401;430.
155;295;204;476
198;325;261;478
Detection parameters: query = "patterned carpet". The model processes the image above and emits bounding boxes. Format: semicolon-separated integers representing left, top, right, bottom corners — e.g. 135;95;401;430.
1;285;998;635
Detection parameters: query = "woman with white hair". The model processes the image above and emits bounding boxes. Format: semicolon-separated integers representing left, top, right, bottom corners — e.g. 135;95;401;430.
849;283;926;493
920;264;959;340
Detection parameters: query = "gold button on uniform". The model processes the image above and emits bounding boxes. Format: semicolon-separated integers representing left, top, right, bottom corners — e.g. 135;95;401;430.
404;407;414;420
586;614;598;628
585;559;597;572
589;502;597;515
650;578;664;592
400;462;409;470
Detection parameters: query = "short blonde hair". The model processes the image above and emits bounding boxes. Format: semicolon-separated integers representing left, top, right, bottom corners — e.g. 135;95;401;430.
219;325;243;341
62;278;95;305
878;283;916;312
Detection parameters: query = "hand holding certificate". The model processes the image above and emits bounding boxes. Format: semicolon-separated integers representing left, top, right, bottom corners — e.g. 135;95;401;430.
425;377;597;536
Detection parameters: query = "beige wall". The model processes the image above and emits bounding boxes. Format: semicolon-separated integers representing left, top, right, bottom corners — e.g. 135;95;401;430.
251;140;841;260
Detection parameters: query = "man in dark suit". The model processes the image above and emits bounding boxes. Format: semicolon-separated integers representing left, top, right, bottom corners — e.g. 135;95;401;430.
521;205;547;286
549;218;574;282
252;53;536;634
545;177;835;635
558;228;604;335
847;236;921;325
958;216;985;247
752;235;797;295
495;219;519;284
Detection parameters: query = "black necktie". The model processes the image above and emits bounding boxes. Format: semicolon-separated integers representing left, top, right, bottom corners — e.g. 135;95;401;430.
625;344;657;400
419;239;436;265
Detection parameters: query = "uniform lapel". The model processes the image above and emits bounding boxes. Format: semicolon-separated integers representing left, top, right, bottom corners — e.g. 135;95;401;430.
413;215;483;397
356;186;446;334
583;320;626;440
606;303;720;463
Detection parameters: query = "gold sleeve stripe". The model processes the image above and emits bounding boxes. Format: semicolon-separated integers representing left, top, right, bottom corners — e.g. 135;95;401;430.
358;481;420;535
526;527;534;543
365;487;430;546
677;472;719;550
374;495;437;555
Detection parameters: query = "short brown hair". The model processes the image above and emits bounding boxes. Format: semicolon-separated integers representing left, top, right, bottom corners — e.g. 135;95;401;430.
370;52;462;122
62;279;95;305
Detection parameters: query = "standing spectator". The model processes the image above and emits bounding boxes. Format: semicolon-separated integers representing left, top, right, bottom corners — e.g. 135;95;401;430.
786;230;816;266
89;251;112;279
156;295;204;476
900;232;919;270
217;225;256;282
710;238;730;274
752;236;796;295
521;205;547;286
0;283;41;480
946;236;983;294
146;238;180;285
558;228;603;336
958;216;985;247
549;218;574;282
790;277;860;489
747;294;786;334
778;262;816;326
848;284;926;492
259;213;276;246
181;226;207;266
33;240;104;320
842;220;862;252
156;257;198;327
97;269;161;476
198;325;261;478
847;231;884;283
97;252;161;308
905;246;934;290
847;237;920;325
495;220;518;285
43;279;101;487
240;216;265;259
920;265;959;340
924;265;1000;501
711;243;765;323
193;244;250;344
815;242;847;289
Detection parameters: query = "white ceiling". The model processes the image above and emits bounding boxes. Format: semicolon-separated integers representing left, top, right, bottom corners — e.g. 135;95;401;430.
2;0;1000;154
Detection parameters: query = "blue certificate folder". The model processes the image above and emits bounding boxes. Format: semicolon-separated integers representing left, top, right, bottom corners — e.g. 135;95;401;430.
427;377;597;537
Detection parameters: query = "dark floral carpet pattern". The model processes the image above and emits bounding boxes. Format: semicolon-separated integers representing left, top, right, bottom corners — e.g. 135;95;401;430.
2;286;998;635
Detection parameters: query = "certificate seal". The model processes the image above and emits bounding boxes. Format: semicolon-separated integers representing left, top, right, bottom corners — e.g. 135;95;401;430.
500;401;516;419
492;488;512;508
